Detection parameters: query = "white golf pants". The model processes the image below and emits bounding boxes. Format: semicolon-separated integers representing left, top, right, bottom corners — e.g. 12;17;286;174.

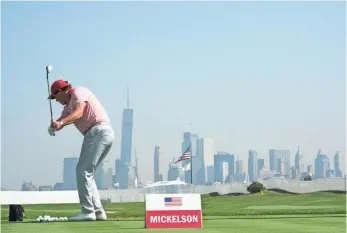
76;122;114;214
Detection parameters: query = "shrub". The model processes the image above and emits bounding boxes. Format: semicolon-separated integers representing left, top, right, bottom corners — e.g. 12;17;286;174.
247;181;265;194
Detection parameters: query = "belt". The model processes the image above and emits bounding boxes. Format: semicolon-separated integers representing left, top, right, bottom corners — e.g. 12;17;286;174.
84;121;108;135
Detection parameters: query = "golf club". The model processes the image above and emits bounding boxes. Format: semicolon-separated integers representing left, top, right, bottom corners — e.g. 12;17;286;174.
46;64;55;136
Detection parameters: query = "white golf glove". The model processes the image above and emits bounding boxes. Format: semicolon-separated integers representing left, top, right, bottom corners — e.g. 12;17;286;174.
48;126;56;136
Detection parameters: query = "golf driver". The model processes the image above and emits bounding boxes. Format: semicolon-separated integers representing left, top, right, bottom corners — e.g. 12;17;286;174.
46;64;55;136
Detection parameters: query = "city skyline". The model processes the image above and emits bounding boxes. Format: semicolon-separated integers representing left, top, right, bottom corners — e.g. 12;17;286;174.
18;142;344;190
1;2;345;189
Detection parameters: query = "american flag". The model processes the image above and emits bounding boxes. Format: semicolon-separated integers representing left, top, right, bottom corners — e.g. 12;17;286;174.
164;197;182;206
174;144;191;164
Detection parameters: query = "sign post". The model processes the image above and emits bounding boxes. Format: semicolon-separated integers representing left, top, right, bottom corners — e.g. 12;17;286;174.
145;193;202;229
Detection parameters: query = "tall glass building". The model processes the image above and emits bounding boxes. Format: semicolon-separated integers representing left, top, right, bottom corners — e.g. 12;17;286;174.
63;157;78;190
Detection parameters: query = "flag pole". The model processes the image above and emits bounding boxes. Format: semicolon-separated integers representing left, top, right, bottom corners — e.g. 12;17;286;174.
188;123;193;185
190;152;193;184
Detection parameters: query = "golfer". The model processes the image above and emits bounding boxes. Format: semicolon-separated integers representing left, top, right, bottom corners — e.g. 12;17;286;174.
48;79;114;221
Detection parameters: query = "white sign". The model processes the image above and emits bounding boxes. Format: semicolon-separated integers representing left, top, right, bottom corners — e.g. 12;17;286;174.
145;193;202;229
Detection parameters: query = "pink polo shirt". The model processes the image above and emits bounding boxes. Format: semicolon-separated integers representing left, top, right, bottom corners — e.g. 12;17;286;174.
61;87;110;135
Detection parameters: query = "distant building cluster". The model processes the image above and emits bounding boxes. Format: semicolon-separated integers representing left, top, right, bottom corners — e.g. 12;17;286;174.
19;92;345;191
165;145;344;185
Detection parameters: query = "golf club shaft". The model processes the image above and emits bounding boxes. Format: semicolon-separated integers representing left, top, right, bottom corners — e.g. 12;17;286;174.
46;72;54;123
46;69;55;136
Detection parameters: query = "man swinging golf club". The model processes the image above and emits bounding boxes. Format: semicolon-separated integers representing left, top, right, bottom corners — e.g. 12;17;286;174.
48;79;114;221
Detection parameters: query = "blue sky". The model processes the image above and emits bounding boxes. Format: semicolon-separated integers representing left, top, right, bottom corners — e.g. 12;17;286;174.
1;1;346;189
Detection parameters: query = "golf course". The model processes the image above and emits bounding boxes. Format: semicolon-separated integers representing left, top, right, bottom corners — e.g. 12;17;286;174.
1;191;346;232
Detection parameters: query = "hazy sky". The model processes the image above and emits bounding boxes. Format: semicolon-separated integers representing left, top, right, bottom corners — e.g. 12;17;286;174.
1;1;346;190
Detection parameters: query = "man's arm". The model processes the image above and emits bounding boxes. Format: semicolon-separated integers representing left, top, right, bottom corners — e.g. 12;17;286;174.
51;116;64;131
59;102;87;127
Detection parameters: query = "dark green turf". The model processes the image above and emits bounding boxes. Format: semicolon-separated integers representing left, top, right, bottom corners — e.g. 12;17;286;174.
2;191;344;220
1;191;345;232
1;216;346;233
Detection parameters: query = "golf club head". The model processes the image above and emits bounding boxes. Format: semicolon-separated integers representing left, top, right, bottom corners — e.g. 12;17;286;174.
46;65;53;74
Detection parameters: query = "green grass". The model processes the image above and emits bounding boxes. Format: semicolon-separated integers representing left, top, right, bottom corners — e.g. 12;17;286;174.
1;217;346;233
2;191;345;220
201;191;346;216
1;191;346;232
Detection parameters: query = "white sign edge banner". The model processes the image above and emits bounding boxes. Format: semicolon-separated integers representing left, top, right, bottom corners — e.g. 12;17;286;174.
145;193;202;211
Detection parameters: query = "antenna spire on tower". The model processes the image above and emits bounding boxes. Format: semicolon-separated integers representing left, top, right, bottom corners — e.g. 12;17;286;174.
126;86;130;109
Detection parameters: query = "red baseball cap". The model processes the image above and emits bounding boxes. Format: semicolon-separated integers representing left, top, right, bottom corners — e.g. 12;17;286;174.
48;80;69;99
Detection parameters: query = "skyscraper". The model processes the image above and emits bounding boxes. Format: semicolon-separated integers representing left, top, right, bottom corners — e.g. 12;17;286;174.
153;145;160;182
95;166;104;189
206;165;214;184
334;152;342;177
236;158;244;175
167;161;179;181
222;162;229;183
214;152;234;183
134;149;139;181
202;138;214;167
269;149;290;176
315;150;330;179
63;157;78;190
235;157;246;182
128;166;137;188
257;159;265;174
117;89;134;189
307;165;313;174
115;159;128;189
103;168;113;189
295;146;300;172
248;150;258;182
182;132;198;184
120;90;134;165
196;137;207;185
200;137;214;185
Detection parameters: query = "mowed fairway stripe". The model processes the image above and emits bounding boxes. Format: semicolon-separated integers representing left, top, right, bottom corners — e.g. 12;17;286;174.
244;218;346;233
272;217;346;233
1;217;346;233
